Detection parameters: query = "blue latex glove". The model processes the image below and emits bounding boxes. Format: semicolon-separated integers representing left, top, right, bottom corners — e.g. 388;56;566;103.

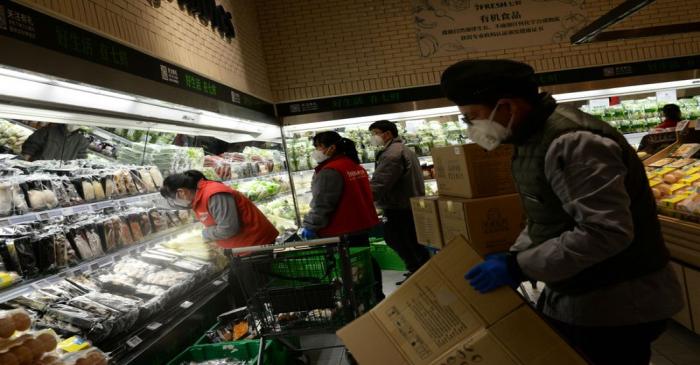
300;228;317;240
465;253;519;294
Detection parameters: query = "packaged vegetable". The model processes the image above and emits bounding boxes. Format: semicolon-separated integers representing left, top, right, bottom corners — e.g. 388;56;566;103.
91;179;105;201
139;212;152;237
84;226;104;257
67;229;94;261
128;215;144;241
13;237;38;278
117;217;134;246
149;167;164;188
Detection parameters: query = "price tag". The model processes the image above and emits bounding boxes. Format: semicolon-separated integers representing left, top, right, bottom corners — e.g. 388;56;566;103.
71;205;90;214
180;301;193;309
656;90;677;103
146;322;162;331
48;210;64;218
9;214;38;225
588;98;610;109
126;335;142;348
213;280;223;286
38;212;50;220
90;263;101;271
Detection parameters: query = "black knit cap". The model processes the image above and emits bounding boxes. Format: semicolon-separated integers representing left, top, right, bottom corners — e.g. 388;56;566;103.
440;59;539;106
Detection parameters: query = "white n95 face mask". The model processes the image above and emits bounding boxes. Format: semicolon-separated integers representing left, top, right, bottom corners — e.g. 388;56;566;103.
311;149;329;164
467;104;513;151
370;135;385;147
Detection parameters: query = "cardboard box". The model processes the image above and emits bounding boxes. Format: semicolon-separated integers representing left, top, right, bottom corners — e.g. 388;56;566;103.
490;306;586;365
432;330;519;365
438;194;524;256
337;236;585;365
432;144;516;199
410;196;443;248
670;262;693;330
683;265;700;335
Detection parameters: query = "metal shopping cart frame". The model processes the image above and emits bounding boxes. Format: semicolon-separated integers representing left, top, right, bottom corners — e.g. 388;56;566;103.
227;235;374;364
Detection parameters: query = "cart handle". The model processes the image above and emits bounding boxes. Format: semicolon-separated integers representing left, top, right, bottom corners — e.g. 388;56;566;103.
227;237;342;254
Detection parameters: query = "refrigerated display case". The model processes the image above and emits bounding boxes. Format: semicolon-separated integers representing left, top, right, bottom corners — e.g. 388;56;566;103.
0;65;295;364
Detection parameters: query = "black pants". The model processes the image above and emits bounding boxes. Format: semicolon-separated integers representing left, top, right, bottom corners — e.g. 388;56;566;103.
549;318;668;365
346;233;385;301
383;208;430;273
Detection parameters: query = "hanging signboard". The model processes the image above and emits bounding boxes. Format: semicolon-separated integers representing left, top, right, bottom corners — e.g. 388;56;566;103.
413;0;588;57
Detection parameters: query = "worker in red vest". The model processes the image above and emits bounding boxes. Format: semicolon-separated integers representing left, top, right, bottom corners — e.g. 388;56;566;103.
301;131;384;300
160;170;279;306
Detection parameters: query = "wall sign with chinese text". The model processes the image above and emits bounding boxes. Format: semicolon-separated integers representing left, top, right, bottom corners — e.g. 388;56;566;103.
413;0;588;57
0;1;272;115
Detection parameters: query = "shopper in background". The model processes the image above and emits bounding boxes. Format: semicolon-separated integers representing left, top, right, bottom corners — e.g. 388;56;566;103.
302;131;384;299
441;59;683;365
368;120;430;284
655;103;683;130
160;170;278;307
21;123;90;161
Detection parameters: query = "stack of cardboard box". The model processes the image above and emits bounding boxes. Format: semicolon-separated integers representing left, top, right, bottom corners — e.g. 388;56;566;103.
337;235;587;365
410;144;524;256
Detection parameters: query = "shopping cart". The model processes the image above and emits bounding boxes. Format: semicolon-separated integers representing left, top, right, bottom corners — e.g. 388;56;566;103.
227;235;379;364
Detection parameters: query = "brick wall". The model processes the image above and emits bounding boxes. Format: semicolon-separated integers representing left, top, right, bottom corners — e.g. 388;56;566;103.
256;0;700;102
19;0;273;101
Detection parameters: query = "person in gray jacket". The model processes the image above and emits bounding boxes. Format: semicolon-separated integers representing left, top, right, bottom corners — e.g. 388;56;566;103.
21;123;90;161
441;59;683;365
369;120;430;282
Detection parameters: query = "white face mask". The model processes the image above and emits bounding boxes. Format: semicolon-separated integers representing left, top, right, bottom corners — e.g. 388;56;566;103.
172;198;191;208
311;149;329;164
467;104;513;151
371;134;385;147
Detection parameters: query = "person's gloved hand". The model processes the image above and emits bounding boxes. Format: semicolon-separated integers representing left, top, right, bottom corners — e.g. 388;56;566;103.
301;228;317;240
465;253;521;294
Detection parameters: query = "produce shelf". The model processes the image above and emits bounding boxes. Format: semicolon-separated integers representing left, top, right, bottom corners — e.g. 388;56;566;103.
0;192;163;227
0;221;200;303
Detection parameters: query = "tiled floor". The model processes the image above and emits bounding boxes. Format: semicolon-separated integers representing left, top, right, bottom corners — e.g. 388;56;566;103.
303;271;700;364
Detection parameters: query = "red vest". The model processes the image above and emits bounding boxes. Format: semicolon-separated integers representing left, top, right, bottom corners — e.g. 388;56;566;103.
316;156;379;237
192;180;278;250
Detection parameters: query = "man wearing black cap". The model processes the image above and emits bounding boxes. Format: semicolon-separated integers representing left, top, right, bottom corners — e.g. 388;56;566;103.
441;59;682;365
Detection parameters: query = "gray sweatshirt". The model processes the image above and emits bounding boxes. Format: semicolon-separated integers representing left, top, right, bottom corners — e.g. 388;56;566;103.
513;130;683;326
303;169;344;231
201;193;241;241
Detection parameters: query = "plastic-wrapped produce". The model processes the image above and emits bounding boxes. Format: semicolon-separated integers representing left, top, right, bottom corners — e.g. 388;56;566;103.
0;182;13;216
63;179;82;205
139;168;157;193
50;178;70;207
112;257;160;279
67;229;94;260
10;183;29;215
139;251;176;266
93;273;139;295
33;235;56;273
98;218;119;252
149;166;164;188
178;210;191;223
123;171;139;195
149;209;167;232
84;226;104;257
45;304;113;341
129;169;146;194
13;236;38;277
27;184;47;211
91;179;105;201
81;179;95;201
165;211;181;227
139;211;153;237
128;215;144;242
117;217;134;246
53;231;69;269
113;170;128;196
0;239;21;274
141;268;192;287
103;175;117;199
136;284;167;297
33;314;82;337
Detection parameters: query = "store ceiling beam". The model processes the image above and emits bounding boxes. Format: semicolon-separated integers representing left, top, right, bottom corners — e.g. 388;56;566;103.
570;0;656;44
589;22;700;43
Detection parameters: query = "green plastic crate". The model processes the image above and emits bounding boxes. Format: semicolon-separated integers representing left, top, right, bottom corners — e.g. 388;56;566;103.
370;242;406;271
168;339;292;365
